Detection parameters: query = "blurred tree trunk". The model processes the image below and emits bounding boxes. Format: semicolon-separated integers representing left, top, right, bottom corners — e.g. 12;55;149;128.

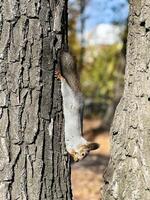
0;0;72;199
78;0;86;71
78;0;89;72
103;0;150;199
103;27;127;129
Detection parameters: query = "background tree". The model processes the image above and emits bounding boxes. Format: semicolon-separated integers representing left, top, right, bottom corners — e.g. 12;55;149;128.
0;0;72;199
78;0;89;71
80;42;125;120
103;0;150;199
103;30;127;128
68;0;80;57
68;0;89;71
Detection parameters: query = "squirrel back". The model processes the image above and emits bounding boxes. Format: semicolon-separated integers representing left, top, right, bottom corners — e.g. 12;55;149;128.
60;51;80;92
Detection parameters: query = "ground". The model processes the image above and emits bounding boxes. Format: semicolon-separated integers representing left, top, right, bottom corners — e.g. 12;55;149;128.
71;118;110;200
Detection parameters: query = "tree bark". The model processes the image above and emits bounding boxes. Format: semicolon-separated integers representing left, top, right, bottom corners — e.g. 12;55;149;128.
0;0;72;199
102;1;150;199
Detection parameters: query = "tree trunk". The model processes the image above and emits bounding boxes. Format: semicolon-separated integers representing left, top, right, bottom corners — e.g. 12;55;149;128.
102;1;150;199
0;0;72;199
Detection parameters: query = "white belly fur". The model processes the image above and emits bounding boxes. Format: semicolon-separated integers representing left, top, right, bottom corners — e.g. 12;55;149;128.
61;79;87;151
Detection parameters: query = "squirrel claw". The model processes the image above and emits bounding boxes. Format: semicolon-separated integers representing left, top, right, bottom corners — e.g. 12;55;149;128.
55;69;63;80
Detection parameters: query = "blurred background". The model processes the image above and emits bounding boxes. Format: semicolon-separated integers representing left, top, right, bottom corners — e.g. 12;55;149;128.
68;0;129;199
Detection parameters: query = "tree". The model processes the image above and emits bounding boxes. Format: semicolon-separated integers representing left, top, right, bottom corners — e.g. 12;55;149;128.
78;0;89;71
68;0;80;57
0;0;72;199
103;0;150;199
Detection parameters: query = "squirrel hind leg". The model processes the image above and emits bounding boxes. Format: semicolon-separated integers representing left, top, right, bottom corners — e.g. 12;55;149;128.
55;69;64;80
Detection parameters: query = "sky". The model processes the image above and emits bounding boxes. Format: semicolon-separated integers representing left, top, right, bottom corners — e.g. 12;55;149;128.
78;0;129;32
85;24;125;45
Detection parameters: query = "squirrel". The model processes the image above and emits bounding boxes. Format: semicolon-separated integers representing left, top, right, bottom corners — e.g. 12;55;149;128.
55;50;99;162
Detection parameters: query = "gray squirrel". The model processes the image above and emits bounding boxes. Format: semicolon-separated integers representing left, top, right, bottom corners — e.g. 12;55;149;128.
55;51;99;162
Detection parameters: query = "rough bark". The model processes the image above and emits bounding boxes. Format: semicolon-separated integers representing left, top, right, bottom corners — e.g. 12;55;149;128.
102;1;150;199
0;0;72;199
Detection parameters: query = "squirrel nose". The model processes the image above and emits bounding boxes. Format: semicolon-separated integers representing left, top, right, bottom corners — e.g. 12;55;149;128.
74;157;79;162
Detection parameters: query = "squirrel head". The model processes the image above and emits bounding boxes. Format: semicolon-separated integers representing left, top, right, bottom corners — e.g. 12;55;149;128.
70;142;99;162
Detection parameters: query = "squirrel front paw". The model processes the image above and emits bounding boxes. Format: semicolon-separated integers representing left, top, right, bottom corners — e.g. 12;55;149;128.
69;142;99;162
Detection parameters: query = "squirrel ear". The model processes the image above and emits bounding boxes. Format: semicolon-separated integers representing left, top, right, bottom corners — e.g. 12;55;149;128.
86;142;99;151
